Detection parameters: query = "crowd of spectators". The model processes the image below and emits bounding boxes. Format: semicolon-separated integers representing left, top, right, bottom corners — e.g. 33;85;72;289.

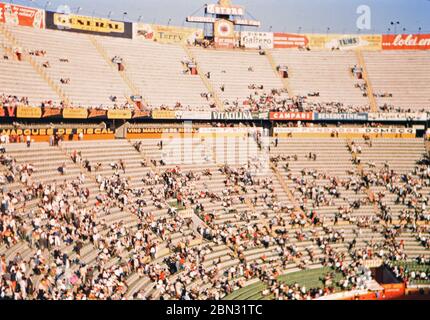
1;127;430;300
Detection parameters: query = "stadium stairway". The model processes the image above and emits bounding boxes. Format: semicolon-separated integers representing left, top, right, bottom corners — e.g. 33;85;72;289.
0;24;64;105
190;47;287;108
6;24;132;108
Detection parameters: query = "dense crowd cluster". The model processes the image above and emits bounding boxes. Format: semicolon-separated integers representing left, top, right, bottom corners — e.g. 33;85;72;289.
2;86;428;115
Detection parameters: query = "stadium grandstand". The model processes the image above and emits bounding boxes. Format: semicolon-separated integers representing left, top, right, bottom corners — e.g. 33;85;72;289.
1;0;430;302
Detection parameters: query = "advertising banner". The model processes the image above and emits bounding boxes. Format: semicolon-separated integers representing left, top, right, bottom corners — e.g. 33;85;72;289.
367;112;429;122
206;3;244;16
274;126;416;138
240;31;273;49
214;19;235;49
233;19;260;27
382;34;430;50
269;112;313;121
107;109;132;119
135;23;203;45
306;34;382;50
0;106;16;117
0;2;44;28
314;113;368;121
16;106;42;118
126;126;199;139
45;11;133;38
273;33;309;49
0;127;114;142
87;109;107;119
42;107;62;118
212;111;253;120
132;110;151;119
63;108;88;119
381;284;405;299
175;111;212;120
0;127;114;136
152;110;176;119
186;16;217;24
127;127;199;134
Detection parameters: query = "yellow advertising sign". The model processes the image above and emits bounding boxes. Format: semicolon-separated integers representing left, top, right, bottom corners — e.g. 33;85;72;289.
135;23;203;44
306;34;382;50
17;106;42;118
107;109;132;119
53;14;125;34
0;127;114;136
62;108;88;119
151;110;176;119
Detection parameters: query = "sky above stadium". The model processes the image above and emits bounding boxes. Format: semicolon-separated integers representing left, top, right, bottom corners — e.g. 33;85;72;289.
10;0;430;34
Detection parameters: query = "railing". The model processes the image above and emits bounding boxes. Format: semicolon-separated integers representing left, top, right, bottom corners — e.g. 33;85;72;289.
265;50;295;97
355;49;378;112
88;35;149;108
181;44;224;111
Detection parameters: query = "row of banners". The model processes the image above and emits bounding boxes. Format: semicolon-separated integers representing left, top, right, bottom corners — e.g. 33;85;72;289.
0;124;422;141
1;107;429;122
242;32;430;51
2;2;430;50
0;106;149;120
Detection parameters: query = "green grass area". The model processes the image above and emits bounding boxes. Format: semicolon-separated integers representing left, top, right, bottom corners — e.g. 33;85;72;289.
223;267;343;300
277;267;343;291
389;261;430;284
391;261;430;271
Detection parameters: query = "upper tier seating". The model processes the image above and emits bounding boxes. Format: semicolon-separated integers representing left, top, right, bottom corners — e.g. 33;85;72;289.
1;23;430;112
190;48;287;108
270;50;369;108
6;25;132;108
97;36;211;110
0;31;61;105
363;51;430;111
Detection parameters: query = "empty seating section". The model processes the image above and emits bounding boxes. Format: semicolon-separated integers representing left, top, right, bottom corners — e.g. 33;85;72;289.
363;51;430;110
271;50;369;107
97;37;211;110
0;30;61;104
6;25;131;107
190;48;287;107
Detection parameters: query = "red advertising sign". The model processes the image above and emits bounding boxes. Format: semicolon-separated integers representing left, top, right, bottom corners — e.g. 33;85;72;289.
269;112;313;121
87;109;107;119
0;106;16;117
274;33;309;49
0;2;44;28
382;34;430;50
42;107;62;118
